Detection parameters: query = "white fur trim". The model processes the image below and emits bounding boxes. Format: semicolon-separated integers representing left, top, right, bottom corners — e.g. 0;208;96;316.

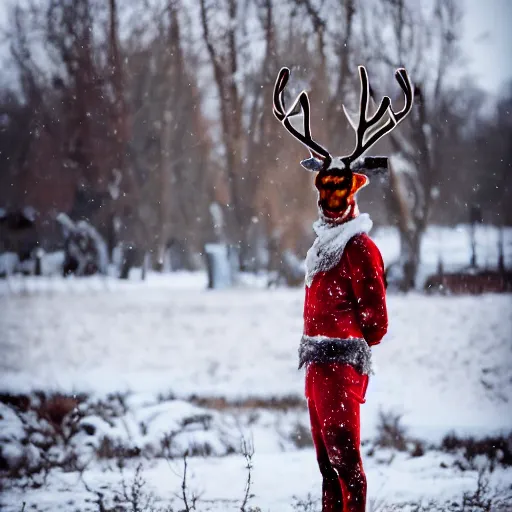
326;156;346;170
305;213;373;286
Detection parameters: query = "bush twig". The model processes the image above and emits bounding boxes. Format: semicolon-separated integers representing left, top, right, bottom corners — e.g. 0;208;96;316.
240;436;255;512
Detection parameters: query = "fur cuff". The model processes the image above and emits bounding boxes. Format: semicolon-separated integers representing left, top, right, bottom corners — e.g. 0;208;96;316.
298;335;372;375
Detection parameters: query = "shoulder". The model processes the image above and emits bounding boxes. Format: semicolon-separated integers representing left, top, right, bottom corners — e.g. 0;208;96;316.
346;233;379;253
345;233;384;266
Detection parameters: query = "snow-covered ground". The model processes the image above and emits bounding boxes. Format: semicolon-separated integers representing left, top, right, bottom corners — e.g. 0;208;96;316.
1;287;511;438
371;224;512;288
1;223;511;286
1;274;511;510
374;224;512;269
2;449;512;511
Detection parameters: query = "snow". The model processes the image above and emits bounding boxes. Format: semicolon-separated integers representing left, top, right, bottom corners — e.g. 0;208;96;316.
1;448;511;511
0;285;510;440
0;252;19;276
372;223;512;287
204;243;233;289
1;235;512;509
1;224;510;286
72;398;242;461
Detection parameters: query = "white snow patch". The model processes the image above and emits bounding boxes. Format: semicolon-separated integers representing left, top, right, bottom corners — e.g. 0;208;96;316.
0;288;510;440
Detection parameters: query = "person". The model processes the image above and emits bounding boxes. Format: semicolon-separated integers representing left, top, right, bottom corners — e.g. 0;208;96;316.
272;65;413;511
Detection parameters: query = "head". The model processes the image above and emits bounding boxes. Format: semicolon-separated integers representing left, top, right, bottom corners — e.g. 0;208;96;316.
273;66;413;221
314;161;369;221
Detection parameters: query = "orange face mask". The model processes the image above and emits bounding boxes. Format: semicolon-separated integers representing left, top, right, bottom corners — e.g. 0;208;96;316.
315;171;369;218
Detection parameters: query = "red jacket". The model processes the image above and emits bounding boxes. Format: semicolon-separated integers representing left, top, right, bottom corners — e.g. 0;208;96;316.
303;233;388;346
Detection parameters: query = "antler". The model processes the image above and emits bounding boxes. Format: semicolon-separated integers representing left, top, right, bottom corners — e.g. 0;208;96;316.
342;66;413;167
273;67;331;170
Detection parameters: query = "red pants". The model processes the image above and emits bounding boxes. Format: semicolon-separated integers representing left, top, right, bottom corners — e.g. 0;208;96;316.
305;362;369;512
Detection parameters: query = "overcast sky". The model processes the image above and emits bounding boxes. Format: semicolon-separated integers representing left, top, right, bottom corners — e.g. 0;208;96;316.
0;0;510;95
462;0;512;94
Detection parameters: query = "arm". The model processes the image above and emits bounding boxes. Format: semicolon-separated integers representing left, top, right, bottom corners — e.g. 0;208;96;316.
346;234;388;346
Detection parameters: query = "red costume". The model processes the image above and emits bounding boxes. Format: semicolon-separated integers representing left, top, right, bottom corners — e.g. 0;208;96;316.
303;229;388;345
273;65;413;511
300;219;388;512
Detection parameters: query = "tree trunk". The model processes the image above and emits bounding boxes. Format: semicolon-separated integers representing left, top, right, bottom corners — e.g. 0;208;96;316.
398;227;422;292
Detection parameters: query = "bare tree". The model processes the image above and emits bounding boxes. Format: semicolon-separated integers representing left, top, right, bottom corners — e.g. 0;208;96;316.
362;0;465;290
199;0;248;265
470;82;512;226
199;0;301;269
251;0;362;280
1;0;507;278
125;0;214;269
4;0;159;261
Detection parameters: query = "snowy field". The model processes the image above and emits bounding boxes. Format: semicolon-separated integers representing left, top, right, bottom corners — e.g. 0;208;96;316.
1;286;511;438
1;271;512;510
1;223;511;286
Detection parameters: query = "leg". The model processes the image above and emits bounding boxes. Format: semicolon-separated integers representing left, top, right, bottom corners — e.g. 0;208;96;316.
307;395;343;511
323;419;366;512
311;363;368;512
306;364;343;511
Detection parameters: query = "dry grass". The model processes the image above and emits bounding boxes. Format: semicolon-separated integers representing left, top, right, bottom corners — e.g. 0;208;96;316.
188;395;307;411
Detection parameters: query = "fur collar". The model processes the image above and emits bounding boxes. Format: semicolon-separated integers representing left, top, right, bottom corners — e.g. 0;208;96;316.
305;213;373;287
